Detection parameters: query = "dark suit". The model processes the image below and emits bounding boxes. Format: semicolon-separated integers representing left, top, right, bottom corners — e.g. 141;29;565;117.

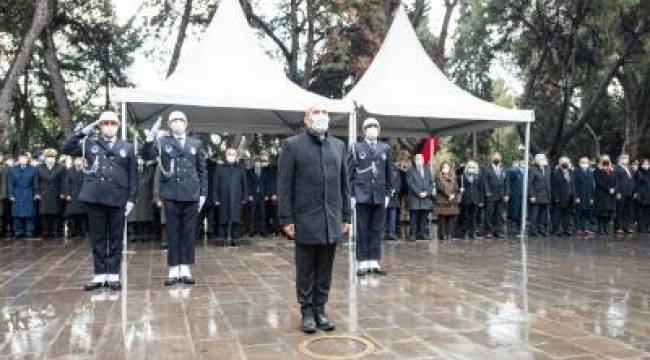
594;168;617;233
551;167;575;235
385;164;401;238
574;168;595;232
505;166;524;230
459;172;481;238
351;140;392;261
64;167;87;237
482;164;506;236
614;165;635;231
406;165;434;239
278;132;351;316
61;133;138;276
35;164;66;238
528;165;551;235
247;166;269;236
143;135;207;266
635;169;650;232
213;163;248;241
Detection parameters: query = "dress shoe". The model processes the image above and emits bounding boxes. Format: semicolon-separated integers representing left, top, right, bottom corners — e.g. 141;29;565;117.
300;312;317;334
356;268;369;277
387;234;399;241
494;233;504;239
161;241;168;250
416;235;428;241
84;281;105;291
164;277;178;286
371;268;388;276
107;281;122;291
314;308;335;331
180;276;195;285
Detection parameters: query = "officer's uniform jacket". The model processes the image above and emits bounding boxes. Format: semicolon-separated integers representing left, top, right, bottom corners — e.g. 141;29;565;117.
351;140;392;206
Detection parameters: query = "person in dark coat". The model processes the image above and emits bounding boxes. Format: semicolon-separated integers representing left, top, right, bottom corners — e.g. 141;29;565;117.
278;106;351;334
406;153;435;240
264;154;280;237
213;147;248;245
0;155;8;237
351;118;392;276
635;159;650;233
143;111;207;286
127;158;156;242
458;161;482;239
614;154;636;233
64;157;87;238
574;157;595;235
385;159;402;241
528;154;552;236
505;159;524;234
153;165;167;248
199;156;217;239
551;157;575;236
247;156;269;237
60;111;138;291
593;155;617;235
481;152;507;238
8;153;37;239
35;148;66;239
434;162;460;240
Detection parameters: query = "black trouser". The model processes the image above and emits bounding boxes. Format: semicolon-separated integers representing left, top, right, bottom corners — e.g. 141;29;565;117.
554;206;573;235
484;200;503;236
68;214;88;237
438;215;456;239
459;204;477;238
164;200;198;266
409;210;429;238
529;203;549;235
598;211;614;233
615;196;634;231
356;204;384;261
295;243;337;314
638;205;650;233
250;196;267;235
267;200;279;235
219;222;240;241
41;214;61;237
86;203;124;275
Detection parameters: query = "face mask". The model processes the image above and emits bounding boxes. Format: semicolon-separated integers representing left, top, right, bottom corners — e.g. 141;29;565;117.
254;162;261;168
18;158;27;166
226;155;237;163
603;161;611;166
620;158;629;166
579;163;589;169
169;120;187;136
415;159;423;166
137;159;144;166
561;163;569;169
365;127;379;141
262;162;269;167
45;158;55;167
442;167;450;174
101;124;119;138
6;160;13;167
311;114;330;134
493;160;500;166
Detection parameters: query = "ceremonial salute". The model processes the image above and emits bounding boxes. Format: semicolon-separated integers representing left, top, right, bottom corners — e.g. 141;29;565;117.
278;106;351;334
143;111;207;286
351;118;391;276
61;111;138;291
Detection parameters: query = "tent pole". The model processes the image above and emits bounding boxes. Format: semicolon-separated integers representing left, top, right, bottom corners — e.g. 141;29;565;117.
348;110;357;249
121;102;132;264
520;116;532;238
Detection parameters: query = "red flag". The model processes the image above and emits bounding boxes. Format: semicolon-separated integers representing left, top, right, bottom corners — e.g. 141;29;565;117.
420;136;439;164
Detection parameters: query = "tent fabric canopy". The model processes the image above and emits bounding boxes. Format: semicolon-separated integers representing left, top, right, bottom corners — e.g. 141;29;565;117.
345;6;533;137
116;0;351;134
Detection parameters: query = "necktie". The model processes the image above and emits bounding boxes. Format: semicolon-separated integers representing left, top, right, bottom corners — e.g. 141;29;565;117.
418;166;424;178
177;137;184;148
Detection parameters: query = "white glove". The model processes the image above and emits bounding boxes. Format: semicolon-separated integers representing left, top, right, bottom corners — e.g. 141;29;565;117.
351;197;357;208
124;201;134;217
384;196;390;208
81;120;101;135
145;117;162;142
198;196;206;212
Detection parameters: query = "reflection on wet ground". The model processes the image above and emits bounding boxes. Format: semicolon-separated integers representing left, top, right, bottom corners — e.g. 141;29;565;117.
1;235;650;359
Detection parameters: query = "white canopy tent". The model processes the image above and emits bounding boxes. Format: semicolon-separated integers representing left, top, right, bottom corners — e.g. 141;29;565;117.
115;0;351;135
344;5;535;236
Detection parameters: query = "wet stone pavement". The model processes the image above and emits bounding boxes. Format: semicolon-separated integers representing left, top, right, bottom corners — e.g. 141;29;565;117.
2;235;650;359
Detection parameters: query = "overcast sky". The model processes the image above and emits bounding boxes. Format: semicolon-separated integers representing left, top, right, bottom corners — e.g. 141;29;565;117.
112;0;521;94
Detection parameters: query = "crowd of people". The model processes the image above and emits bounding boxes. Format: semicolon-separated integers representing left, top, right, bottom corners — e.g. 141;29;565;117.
1;142;649;245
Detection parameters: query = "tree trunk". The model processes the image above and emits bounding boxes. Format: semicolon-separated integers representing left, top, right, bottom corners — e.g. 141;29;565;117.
0;0;53;143
434;0;458;68
167;0;194;78
288;0;301;82
302;0;316;88
42;26;73;136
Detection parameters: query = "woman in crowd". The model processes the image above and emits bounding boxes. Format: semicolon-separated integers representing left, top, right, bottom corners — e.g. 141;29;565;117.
434;162;460;240
458;161;481;239
593;155;618;235
635;159;650;233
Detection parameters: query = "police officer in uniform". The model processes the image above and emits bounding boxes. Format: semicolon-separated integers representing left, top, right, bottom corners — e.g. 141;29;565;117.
351;118;392;276
61;111;138;291
143;111;207;286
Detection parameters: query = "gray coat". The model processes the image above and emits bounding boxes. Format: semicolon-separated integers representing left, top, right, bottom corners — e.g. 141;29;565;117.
278;132;351;245
528;165;552;204
35;164;65;215
406;166;434;211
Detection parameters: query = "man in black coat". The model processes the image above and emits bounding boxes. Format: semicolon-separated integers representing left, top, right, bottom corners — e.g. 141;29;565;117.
551;157;575;236
351;117;392;276
264;154;280;236
385;159;402;241
213;148;248;245
278;106;351;334
143;111;207;286
247;156;269;237
481;152;507;238
574;157;595;235
505;159;524;234
35;149;66;239
60;111;138;291
64;157;87;238
528;154;552;236
614;154;635;233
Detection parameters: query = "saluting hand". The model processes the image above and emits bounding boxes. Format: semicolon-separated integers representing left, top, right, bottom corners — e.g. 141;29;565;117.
145;117;163;142
81;120;101;135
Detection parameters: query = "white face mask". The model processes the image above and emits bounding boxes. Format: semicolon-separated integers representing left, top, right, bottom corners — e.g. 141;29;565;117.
415;159;424;166
579;163;589;169
18;158;28;166
254;162;261;168
169;120;187;136
311;114;330;134
226;155;237;163
101;124;119;138
74;160;83;168
365;127;379;141
45;158;55;167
